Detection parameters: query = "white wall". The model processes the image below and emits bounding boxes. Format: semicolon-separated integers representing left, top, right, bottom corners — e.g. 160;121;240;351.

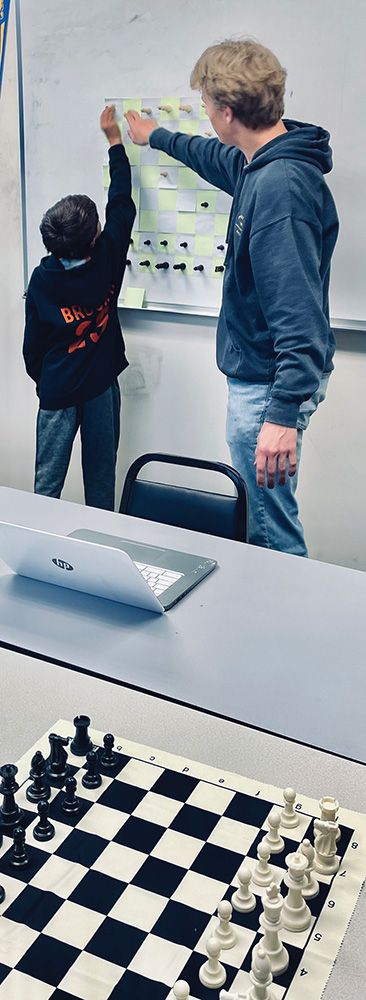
1;2;366;571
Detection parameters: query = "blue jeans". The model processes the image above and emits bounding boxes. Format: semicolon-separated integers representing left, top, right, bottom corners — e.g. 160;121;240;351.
226;376;329;556
35;381;121;510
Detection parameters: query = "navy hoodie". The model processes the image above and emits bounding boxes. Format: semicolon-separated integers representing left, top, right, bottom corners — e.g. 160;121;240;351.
150;120;339;426
23;144;135;409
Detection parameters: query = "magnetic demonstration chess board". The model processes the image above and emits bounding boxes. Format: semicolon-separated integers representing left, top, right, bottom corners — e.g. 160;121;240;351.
0;721;365;1000
103;97;232;313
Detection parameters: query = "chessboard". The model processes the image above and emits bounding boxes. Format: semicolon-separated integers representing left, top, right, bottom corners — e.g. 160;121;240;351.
104;96;231;314
0;719;365;1000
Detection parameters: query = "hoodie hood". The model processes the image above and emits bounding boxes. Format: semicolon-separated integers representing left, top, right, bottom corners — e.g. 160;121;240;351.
248;118;334;175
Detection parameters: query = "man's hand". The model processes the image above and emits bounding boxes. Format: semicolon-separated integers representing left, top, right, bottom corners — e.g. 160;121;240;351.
100;105;122;147
124;109;158;145
255;422;297;488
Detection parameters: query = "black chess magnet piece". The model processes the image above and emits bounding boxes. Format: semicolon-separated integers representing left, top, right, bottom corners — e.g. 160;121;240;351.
70;716;93;757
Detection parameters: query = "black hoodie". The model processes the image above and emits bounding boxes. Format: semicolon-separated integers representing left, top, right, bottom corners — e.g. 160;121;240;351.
23;144;135;409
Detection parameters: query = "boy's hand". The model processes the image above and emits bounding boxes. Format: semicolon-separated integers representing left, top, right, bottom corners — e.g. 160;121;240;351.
100;105;122;147
124;109;158;145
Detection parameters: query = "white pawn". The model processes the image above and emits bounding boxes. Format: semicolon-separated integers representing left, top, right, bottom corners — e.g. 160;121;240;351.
280;788;299;829
300;839;319;898
282;852;312;932
262;809;285;854
216;899;237;949
173;983;190;999
199;935;227;989
232;864;256;913
252;841;273;887
259;882;289;975
249;945;274;1000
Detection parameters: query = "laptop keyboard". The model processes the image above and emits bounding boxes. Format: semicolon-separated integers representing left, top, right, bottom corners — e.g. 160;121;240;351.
134;561;184;597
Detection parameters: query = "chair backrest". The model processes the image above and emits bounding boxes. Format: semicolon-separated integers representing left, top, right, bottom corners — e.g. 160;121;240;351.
119;453;249;542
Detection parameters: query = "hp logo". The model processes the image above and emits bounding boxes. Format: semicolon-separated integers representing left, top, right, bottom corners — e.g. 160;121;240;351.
52;558;74;571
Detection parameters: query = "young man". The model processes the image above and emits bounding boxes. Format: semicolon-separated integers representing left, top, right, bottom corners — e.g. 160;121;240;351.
125;39;339;555
23;106;135;510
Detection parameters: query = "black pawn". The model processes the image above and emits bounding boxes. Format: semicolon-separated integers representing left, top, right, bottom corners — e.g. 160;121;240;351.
215;265;225;273
139;259;151;267
179;241;188;249
61;776;81;816
160;240;168;247
10;825;28;868
143;239;151;246
70;716;93;757
26;751;50;803
100;734;116;770
0;763;23;831
173;262;186;271
201;201;209;208
33;800;55;842
217;244;225;251
193;264;204;272
82;751;102;790
155;261;169;270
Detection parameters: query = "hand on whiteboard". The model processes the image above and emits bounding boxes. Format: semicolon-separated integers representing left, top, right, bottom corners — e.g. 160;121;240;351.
100;105;122;147
124;109;158;145
255;422;297;488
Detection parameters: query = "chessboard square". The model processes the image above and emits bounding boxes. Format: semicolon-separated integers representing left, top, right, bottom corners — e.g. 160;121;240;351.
224;791;272;827
78;776;114;804
214;214;229;236
156;212;177;233
0;965;11;986
30;854;88;899
195;216;214;237
98;778;145;814
0;842;49;884
172;870;228;914
186;781;234;815
178;119;199;135
132;791;182;826
86;915;145;968
151;828;204;868
141;188;159;211
55;829;108;870
178;167;198;189
152;898;209;949
246;830;299;867
4;884;63;931
236;855;284;895
178;950;236;1000
128;933;190;987
216;190;233;214
14;782;59;815
264;812;312;843
126;144;141;166
92;841;146;883
27;816;72;855
109;883;168;931
132;856;185;898
191;842;243;884
49;790;92;827
177;190;197;213
59;950;123;1000
77;802;128;840
141;165;161;187
158;190;177;211
195;915;255;968
196;192;217;213
0;873;28;916
170;804;219;841
0;969;53;999
0;917;38;967
278;914;316;950
158;151;179;168
69;869;125;915
152;770;198;803
113;815;165;854
176;213;196;234
16;933;78;987
140;210;158;232
208;816;258;855
0;834;12;861
43;898;104;949
116;758;164;791
111;969;169;999
253;935;303;991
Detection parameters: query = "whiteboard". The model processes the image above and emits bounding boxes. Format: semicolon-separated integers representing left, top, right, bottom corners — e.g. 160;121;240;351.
18;0;366;326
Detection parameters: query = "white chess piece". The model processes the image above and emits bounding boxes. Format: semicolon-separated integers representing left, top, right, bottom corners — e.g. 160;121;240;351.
216;899;237;948
258;882;289;975
173;982;190;999
313;819;340;875
300;839;319;898
282;852;312;932
232;864;256;913
280;788;299;828
252;841;273;887
319;796;341;842
249;944;274;999
262;809;285;854
199;935;227;988
220;992;248;999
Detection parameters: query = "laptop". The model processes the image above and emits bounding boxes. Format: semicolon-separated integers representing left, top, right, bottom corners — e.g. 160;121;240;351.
0;521;217;613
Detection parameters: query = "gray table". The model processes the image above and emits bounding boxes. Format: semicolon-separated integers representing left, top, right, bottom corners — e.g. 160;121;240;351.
0;486;365;763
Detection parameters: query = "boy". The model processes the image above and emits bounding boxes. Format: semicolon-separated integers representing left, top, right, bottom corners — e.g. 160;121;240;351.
125;39;339;555
23;106;135;510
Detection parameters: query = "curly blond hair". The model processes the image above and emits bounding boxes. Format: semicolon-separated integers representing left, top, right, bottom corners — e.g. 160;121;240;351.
190;39;287;130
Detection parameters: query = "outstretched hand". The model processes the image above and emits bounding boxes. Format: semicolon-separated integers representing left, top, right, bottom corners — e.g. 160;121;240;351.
255;422;297;488
100;105;122;146
124;109;158;145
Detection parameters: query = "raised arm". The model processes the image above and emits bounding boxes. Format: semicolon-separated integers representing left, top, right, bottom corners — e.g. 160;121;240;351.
100;106;136;259
125;110;244;196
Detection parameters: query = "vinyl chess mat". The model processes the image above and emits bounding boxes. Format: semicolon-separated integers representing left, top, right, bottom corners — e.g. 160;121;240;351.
0;720;365;999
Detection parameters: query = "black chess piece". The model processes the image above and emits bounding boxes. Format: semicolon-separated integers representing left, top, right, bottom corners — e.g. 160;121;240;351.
155;261;169;270
126;259;131;266
201;201;209;208
82;751;102;790
0;885;5;903
26;751;50;803
100;734;117;770
193;264;204;272
139;259;151;267
10;825;28;868
46;734;70;782
159;240;168;247
217;244;225;251
0;763;24;831
70;716;93;757
143;239;152;246
61;776;81;816
215;265;225;273
179;241;188;249
33;800;55;842
173;262;186;271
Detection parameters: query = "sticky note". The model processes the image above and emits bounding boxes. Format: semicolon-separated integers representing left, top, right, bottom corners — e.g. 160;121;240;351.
214;214;228;236
195;235;214;256
157;212;177;233
141;165;161;187
126;143;141;166
177;190;196;212
197;192;217;213
176;213;196;234
158;189;177;211
178;167;198;189
140;210;158;232
124;287;145;308
140;188;159;211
